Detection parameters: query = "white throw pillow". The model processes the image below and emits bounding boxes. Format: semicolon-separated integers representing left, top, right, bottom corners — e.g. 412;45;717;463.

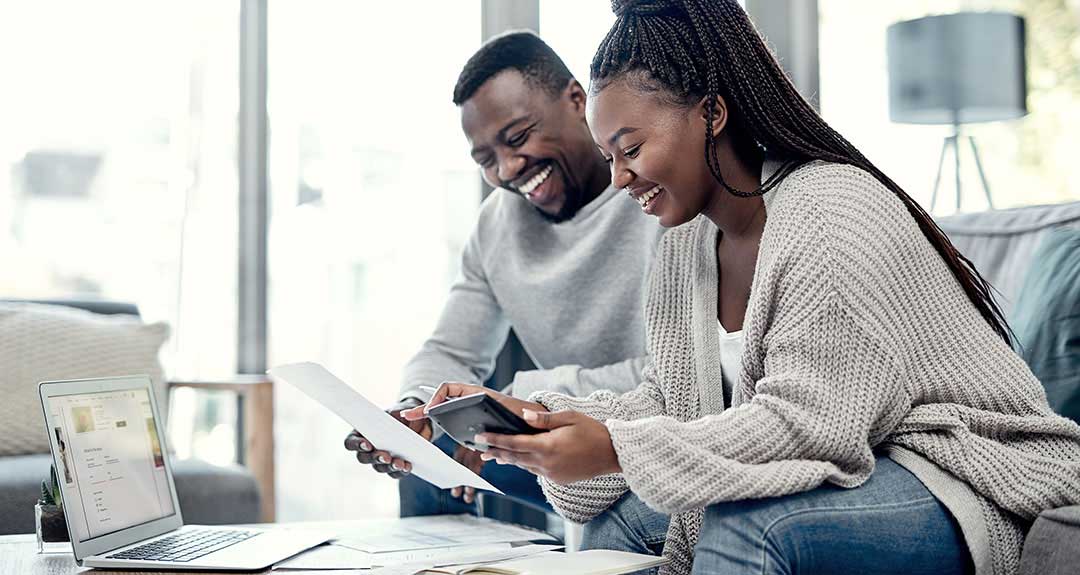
0;302;170;456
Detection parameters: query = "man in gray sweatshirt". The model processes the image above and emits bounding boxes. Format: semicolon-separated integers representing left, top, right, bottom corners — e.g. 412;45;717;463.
344;31;662;517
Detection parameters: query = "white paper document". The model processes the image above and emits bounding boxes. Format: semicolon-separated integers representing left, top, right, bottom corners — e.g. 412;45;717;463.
273;541;560;572
273;543;376;570
269;362;501;494
332;515;555;553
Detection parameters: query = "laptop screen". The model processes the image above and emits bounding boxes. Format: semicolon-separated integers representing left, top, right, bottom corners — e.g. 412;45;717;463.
46;386;176;543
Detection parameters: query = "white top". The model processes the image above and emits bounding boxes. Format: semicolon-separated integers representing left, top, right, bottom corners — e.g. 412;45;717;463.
716;320;744;407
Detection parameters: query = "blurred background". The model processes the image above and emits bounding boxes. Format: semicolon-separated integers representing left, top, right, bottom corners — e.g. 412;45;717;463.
0;0;1076;522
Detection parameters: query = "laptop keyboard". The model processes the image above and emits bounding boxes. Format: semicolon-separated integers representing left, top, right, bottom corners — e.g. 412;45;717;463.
106;528;259;563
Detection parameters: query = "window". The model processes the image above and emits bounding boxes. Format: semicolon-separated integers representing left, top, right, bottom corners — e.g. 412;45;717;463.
0;2;239;383
818;0;1080;212
540;2;616;89
267;1;482;521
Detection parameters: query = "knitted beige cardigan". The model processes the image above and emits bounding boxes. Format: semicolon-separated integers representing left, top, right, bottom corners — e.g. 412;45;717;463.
531;161;1080;575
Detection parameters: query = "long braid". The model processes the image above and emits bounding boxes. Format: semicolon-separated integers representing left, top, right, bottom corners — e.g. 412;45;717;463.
593;0;1013;345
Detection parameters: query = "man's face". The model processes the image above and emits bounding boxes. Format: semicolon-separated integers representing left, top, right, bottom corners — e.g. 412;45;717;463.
461;70;595;222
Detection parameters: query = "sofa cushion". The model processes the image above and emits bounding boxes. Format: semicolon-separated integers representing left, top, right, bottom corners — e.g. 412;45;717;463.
937;201;1080;318
0;453;261;535
0;302;170;456
1019;506;1080;575
1010;228;1080;422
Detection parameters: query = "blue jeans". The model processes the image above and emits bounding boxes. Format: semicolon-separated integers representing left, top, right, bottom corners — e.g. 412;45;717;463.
399;434;551;517
583;455;974;575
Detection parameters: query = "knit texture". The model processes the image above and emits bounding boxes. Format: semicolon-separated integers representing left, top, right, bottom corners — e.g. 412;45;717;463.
531;162;1080;575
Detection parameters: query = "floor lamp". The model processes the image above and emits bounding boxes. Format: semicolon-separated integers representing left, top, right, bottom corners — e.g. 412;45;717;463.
886;12;1028;213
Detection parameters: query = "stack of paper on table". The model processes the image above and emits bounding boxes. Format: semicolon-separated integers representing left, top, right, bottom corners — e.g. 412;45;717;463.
274;542;562;572
272;515;561;572
333;515;554;553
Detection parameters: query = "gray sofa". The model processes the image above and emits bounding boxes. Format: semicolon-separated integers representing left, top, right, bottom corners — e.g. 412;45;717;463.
0;300;263;535
937;200;1080;575
0;454;261;535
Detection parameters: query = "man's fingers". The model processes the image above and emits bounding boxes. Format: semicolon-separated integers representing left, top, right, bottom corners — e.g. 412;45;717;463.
346;430;375;452
463;487;475;504
356;450;376;464
451;486;462;498
373;450;392;467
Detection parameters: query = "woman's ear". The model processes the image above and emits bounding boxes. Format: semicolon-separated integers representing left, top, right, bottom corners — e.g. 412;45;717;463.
695;94;728;138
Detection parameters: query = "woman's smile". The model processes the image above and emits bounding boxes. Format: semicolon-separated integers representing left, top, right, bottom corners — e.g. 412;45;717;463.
628;184;665;214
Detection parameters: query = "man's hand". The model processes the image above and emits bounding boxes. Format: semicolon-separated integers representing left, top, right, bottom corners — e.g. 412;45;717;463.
343;398;431;479
450;445;485;503
400;382;547;501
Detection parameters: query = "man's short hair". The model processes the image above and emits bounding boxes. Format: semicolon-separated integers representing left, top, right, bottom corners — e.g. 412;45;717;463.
452;30;575;105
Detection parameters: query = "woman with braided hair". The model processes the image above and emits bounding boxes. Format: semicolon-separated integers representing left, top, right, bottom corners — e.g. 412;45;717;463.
405;1;1080;573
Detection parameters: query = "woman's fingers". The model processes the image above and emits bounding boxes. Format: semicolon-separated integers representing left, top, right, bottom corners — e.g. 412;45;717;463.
522;409;581;430
477;432;544;453
402;382;483;420
400;405;427;421
481;446;542;467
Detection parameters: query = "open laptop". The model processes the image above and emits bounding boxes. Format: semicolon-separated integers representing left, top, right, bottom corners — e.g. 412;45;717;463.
39;375;331;570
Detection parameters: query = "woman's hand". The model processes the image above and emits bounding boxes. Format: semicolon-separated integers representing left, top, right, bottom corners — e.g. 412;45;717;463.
477;410;621;485
400;382;547;422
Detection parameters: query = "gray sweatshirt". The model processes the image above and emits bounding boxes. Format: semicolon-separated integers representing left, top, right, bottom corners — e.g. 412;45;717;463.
399;184;665;404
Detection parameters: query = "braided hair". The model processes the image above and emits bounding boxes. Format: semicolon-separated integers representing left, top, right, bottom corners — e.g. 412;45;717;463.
592;0;1013;345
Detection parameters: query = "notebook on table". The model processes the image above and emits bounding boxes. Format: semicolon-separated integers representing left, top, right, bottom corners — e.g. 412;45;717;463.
426;549;669;575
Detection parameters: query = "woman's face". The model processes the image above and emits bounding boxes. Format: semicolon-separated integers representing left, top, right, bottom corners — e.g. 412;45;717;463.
587;78;717;228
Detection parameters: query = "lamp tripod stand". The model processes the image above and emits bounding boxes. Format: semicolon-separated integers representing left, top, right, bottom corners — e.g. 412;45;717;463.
930;124;996;214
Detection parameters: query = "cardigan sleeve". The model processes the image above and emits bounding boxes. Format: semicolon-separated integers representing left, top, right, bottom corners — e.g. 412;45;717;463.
528;362;666;422
526;363;667;523
606;289;911;513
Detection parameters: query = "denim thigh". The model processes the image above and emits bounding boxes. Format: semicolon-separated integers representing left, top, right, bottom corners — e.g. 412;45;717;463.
582;491;671;558
692;455;973;575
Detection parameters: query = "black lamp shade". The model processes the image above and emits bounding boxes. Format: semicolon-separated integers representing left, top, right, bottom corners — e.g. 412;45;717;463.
887;12;1028;125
